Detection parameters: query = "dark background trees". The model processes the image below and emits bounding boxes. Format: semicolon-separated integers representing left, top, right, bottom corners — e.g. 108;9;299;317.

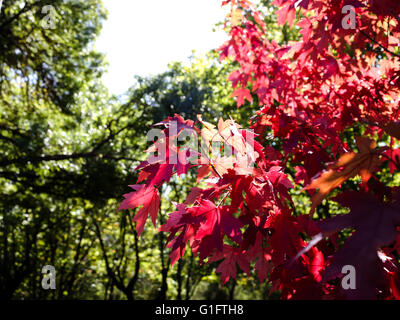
0;0;305;300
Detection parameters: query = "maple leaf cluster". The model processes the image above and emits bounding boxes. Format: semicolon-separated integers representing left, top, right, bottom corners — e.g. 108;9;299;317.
119;0;400;299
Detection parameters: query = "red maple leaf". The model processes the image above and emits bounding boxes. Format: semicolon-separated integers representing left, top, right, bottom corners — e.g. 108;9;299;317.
208;245;250;285
118;184;160;236
313;192;400;299
231;88;253;107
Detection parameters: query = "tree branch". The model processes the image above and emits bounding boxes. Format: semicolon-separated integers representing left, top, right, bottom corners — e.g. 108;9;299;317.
359;29;400;59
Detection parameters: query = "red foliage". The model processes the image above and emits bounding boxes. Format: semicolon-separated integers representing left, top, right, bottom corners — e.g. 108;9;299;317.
119;0;400;299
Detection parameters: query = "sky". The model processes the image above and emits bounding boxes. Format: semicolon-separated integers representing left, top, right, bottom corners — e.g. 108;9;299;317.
95;0;229;96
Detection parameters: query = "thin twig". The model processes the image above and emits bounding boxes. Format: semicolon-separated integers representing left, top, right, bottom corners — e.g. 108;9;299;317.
359;29;400;59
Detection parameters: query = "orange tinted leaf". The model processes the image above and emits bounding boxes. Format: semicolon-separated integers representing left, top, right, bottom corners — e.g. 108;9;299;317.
230;8;243;26
306;137;383;213
213;156;235;176
217;118;247;155
197;115;222;152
